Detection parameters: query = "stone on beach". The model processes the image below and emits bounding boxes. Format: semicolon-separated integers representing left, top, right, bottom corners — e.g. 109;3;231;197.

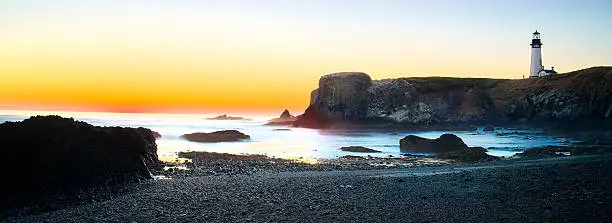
181;130;250;142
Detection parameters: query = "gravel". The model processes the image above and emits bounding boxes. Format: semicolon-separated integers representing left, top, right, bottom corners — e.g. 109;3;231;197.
4;155;611;222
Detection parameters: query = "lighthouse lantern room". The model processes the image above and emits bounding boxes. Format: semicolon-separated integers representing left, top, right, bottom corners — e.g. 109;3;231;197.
529;30;557;78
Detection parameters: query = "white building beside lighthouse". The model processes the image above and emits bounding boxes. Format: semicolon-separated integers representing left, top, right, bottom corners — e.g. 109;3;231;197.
529;30;557;78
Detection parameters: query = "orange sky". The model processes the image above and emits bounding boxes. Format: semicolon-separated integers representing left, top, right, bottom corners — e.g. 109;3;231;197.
1;1;610;114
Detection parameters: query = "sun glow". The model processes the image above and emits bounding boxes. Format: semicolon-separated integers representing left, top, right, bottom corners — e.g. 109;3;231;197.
1;1;610;113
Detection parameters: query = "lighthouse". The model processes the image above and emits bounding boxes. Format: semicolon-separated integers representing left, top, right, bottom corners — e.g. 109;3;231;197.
529;30;557;78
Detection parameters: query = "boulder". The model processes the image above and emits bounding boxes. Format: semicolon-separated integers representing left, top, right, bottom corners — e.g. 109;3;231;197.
0;116;159;198
435;147;498;162
399;134;468;153
181;130;250;142
340;146;381;153
265;109;297;126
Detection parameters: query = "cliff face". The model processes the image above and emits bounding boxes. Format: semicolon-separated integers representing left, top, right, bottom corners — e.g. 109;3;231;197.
294;67;612;129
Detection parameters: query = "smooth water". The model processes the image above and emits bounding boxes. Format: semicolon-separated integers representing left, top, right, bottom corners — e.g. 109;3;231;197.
0;110;576;158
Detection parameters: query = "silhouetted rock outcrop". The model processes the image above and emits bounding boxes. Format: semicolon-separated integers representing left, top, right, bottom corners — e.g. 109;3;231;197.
0;116;159;200
294;67;612;130
206;114;249;120
181;130;250;142
400;134;468;153
280;109;292;119
265;109;297;126
340;146;381;153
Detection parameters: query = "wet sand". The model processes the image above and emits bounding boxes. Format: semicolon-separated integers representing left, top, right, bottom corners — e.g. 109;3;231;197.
5;155;612;222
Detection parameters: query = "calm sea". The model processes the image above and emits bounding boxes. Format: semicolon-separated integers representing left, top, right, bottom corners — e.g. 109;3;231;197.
0;110;575;159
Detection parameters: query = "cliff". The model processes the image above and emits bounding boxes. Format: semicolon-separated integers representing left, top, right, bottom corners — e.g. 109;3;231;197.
294;67;612;130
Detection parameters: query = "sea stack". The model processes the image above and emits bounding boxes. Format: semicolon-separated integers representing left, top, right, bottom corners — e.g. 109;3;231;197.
265;109;297;126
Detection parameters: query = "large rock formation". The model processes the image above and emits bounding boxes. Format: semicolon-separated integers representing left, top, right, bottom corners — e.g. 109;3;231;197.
181;130;250;142
294;67;612;130
0;116;159;198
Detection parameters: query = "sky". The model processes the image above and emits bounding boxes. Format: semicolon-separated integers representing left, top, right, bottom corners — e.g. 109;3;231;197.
1;0;611;114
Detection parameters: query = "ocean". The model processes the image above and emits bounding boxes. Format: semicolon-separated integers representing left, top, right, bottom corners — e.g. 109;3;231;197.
0;110;575;159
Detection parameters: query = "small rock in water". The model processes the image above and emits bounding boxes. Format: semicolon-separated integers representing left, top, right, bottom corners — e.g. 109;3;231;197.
340;146;381;153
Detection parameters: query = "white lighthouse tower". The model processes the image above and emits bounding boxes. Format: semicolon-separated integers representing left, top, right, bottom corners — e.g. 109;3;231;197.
529;30;556;78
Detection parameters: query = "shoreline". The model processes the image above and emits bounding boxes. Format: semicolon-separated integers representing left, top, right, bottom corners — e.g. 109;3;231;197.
5;154;611;222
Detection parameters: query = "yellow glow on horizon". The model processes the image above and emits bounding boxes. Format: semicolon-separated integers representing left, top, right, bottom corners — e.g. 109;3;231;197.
3;3;596;114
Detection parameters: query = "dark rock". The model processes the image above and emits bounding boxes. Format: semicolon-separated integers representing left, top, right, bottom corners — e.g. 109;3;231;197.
265;109;297;126
272;128;291;131
0;116;158;199
181;130;250;142
483;126;495;132
206;114;249;120
399;134;468;153
339;146;381;153
435;147;498;162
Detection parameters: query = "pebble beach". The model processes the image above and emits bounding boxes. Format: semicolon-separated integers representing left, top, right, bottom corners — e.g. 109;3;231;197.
5;154;611;222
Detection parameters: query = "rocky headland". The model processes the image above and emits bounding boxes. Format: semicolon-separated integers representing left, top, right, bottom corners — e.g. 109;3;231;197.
294;67;612;135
